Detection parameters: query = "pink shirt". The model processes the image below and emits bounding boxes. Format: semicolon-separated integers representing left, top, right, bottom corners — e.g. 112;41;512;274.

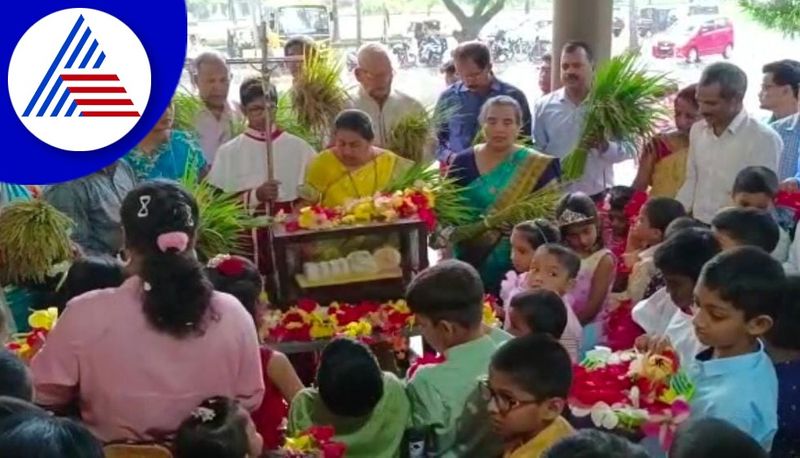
31;277;265;442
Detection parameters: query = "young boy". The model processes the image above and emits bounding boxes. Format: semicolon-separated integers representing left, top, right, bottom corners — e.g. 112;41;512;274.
525;244;583;362
689;247;783;449
543;430;649;458
633;227;721;365
507;289;568;340
670;418;768;458
405;260;511;457
764;274;800;457
621;197;686;303
731;166;791;264
711;207;780;254
484;334;574;458
0;349;31;401
207;78;316;274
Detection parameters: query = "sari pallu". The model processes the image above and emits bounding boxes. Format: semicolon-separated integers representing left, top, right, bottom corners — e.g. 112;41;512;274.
450;147;561;294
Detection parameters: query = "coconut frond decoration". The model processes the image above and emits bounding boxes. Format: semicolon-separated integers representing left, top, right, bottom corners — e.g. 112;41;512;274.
448;184;563;244
385;161;475;227
291;49;349;142
276;92;322;150
561;52;672;181
0;200;74;285
385;110;431;163
180;169;271;262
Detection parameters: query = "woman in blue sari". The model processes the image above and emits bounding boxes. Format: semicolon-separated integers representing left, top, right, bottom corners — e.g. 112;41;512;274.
124;103;208;182
449;95;561;294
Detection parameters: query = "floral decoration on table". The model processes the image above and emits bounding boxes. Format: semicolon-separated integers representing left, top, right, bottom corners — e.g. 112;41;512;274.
5;307;59;362
569;346;694;450
264;296;501;345
273;425;346;458
281;187;438;233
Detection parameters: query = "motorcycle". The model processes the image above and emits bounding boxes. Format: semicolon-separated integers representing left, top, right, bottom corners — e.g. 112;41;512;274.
417;35;448;67
391;40;416;68
489;31;515;63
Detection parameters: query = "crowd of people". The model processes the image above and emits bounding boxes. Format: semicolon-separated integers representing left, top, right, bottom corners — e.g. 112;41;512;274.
1;33;800;458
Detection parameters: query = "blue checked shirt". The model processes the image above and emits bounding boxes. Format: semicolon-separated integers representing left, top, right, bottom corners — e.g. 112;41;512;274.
434;78;531;162
772;114;800;180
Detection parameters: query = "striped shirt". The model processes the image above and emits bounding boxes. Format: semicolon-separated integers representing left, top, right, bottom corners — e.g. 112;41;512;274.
772;114;800;180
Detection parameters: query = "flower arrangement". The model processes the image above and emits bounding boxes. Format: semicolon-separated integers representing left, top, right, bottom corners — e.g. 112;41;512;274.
264;297;500;344
5;307;59;362
283;187;438;232
276;426;346;458
569;346;694;450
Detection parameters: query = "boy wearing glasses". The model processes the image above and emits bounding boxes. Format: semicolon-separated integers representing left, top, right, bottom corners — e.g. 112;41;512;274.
484;334;574;458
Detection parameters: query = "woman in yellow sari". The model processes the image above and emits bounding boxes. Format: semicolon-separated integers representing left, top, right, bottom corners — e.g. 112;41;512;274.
301;109;412;207
632;84;700;198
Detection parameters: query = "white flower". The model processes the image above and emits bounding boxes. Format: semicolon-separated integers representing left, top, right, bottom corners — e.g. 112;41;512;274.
192;406;216;423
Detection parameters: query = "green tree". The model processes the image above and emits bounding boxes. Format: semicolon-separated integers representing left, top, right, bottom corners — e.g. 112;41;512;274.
739;0;800;36
442;0;506;41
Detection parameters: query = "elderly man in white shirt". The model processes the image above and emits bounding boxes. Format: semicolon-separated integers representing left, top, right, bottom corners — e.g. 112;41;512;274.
532;41;631;199
192;52;244;164
676;63;783;224
347;43;426;150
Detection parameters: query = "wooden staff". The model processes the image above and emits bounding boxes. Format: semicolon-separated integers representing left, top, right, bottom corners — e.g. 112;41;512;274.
259;20;276;187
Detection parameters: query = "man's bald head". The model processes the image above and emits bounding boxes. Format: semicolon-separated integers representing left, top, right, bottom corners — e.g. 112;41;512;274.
192;52;230;110
355;43;394;102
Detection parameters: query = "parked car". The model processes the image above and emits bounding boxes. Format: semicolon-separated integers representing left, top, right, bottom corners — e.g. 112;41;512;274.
638;7;678;37
652;16;734;63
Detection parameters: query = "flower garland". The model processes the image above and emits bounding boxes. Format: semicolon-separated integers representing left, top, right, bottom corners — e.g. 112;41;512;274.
5;307;59;362
282;188;437;233
264;297;500;344
569;346;694;450
277;425;347;458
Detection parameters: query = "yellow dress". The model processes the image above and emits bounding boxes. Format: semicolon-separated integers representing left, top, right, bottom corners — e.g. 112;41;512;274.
649;135;689;199
300;149;412;208
504;416;574;458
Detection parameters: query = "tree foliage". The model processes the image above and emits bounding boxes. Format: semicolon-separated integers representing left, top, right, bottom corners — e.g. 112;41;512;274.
442;0;506;41
739;0;800;36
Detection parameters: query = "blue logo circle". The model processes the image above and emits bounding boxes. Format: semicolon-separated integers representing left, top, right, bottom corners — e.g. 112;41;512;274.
2;0;187;184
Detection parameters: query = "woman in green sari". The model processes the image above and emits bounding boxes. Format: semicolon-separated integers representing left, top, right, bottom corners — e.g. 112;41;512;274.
449;96;561;294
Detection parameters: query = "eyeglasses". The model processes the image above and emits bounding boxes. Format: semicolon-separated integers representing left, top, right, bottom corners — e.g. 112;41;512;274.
478;379;540;415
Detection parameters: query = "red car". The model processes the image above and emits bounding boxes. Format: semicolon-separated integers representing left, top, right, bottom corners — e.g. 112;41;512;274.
652;16;734;62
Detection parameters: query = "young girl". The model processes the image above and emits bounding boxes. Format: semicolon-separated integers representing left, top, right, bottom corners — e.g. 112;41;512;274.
500;219;560;327
556;193;615;355
205;254;303;451
174;396;263;458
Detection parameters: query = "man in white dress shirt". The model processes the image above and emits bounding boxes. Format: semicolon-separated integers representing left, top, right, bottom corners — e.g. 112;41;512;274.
676;63;783;224
192;52;244;164
532;41;631;199
347;43;426;150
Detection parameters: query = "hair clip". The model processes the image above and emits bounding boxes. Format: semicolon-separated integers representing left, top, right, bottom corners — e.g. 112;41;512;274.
207;254;232;269
143;281;152;291
137;195;151;218
191;406;216;423
557;208;594;227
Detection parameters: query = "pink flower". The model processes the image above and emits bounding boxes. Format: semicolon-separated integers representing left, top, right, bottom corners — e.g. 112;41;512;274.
641;399;691;451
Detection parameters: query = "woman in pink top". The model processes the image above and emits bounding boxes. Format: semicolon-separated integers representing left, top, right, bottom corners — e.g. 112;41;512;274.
30;180;265;443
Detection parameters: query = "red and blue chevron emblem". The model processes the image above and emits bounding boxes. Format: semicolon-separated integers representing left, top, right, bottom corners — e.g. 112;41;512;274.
22;14;140;118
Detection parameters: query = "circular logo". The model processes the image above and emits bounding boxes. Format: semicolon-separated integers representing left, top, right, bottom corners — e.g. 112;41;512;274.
7;8;151;152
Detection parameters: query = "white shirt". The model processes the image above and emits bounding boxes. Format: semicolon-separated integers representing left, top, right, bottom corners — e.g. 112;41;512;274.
676;110;783;223
532;88;631;196
784;225;800;273
346;87;426;149
207;130;316;205
194;103;244;164
631;287;706;365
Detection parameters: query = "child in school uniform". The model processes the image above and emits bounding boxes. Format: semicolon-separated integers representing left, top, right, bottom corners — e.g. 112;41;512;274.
765;274;800;458
556;193;615;355
406;260;511;457
711;207;781;254
633;227;721;365
688;247;783;450
483;335;574;458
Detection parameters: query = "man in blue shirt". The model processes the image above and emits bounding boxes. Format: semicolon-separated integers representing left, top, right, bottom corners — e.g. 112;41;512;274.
433;41;531;165
759;60;800;180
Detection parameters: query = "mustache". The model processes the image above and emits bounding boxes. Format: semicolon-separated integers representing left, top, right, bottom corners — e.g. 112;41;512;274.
564;74;579;80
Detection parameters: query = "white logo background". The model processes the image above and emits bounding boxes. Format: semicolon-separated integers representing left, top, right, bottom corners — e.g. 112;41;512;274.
7;8;151;152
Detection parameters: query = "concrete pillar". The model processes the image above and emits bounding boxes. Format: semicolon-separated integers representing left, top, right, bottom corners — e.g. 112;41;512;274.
551;0;613;91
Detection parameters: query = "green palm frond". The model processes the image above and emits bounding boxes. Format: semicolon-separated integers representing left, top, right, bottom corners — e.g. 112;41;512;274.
180;168;270;262
739;0;800;36
291;50;349;142
385;161;475;227
172;89;206;132
0;200;74;285
562;52;672;181
276;92;322;150
386;104;456;163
